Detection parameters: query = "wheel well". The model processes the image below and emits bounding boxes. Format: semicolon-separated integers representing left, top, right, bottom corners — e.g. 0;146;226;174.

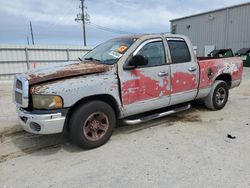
215;74;232;88
64;94;120;132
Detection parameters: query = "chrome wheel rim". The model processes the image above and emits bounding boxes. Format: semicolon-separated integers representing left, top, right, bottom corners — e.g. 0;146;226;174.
83;112;109;141
215;87;226;105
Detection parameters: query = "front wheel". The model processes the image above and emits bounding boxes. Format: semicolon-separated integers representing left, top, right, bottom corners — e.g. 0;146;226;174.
204;80;229;110
70;101;116;149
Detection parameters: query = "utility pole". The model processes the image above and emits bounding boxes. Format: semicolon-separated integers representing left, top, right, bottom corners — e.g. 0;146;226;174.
75;0;89;46
29;21;35;45
81;0;87;46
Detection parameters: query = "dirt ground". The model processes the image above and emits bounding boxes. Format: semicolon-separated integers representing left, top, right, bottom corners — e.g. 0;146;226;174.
0;81;21;135
0;68;250;188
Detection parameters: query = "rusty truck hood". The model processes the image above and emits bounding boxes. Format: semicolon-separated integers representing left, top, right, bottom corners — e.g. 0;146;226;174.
26;61;111;85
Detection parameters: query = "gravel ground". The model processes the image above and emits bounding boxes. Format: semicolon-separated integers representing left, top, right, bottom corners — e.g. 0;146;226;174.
0;68;250;188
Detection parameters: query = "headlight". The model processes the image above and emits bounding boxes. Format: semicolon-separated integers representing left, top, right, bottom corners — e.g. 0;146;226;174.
32;95;63;110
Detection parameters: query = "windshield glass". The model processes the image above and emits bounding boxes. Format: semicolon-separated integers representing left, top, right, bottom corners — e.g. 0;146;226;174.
83;37;137;64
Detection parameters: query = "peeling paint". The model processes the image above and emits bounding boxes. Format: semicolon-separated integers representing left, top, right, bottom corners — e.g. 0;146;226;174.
171;72;197;94
121;70;169;105
198;57;243;88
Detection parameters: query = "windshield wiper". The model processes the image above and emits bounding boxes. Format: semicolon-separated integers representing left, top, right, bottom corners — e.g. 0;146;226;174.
78;57;82;61
84;57;101;62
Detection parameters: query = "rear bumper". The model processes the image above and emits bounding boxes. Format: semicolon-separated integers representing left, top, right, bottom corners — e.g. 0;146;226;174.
17;108;67;134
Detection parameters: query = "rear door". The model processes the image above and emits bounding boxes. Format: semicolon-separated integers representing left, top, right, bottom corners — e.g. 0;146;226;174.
166;37;199;105
119;38;171;116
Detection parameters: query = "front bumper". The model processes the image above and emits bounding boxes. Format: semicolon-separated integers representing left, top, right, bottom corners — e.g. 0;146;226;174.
17;107;66;134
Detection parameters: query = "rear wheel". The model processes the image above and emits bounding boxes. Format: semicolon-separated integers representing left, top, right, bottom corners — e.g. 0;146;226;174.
204;80;229;110
70;101;116;149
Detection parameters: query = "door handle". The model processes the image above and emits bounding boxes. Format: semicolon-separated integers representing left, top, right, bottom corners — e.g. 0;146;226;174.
188;66;197;72
158;71;169;77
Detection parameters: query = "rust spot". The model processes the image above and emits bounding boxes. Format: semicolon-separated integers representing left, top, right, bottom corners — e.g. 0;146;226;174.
30;84;50;94
27;61;110;85
207;68;213;79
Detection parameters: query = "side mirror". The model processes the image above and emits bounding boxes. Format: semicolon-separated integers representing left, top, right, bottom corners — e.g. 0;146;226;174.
132;55;148;67
123;55;148;70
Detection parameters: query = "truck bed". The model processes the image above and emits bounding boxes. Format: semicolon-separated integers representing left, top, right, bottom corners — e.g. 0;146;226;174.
197;57;243;89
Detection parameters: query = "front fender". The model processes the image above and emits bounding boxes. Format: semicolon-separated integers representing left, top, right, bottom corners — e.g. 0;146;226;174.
30;68;121;108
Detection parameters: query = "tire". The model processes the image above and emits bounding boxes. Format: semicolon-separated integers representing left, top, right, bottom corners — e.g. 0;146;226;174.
204;80;229;110
70;101;116;149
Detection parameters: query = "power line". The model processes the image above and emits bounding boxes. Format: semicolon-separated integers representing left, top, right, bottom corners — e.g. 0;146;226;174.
87;22;134;35
75;0;134;41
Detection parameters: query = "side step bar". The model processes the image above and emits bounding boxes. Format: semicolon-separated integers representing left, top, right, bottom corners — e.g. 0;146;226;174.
123;103;191;125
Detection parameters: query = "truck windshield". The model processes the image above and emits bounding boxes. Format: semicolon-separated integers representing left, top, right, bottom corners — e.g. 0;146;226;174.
83;38;137;64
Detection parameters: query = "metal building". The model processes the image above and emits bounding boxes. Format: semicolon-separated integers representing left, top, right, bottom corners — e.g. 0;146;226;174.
170;2;250;56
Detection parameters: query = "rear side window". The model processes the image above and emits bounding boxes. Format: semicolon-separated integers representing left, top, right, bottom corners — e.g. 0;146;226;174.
167;39;191;63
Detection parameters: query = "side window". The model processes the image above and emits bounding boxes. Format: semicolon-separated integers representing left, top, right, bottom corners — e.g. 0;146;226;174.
136;41;166;67
167;39;191;64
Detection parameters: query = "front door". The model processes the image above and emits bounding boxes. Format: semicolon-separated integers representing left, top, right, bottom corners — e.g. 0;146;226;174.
119;38;171;116
166;37;199;105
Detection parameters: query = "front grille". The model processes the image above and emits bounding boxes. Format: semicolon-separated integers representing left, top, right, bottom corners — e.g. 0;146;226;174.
13;75;29;108
15;92;22;105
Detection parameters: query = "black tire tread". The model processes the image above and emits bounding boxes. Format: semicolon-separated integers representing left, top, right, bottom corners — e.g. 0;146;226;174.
70;101;116;149
204;80;229;111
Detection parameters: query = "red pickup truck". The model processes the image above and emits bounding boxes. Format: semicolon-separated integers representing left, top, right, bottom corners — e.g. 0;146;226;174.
13;34;243;149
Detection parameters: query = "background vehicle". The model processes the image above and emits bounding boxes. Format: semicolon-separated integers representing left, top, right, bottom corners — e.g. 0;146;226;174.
13;34;243;149
235;48;250;67
208;49;234;58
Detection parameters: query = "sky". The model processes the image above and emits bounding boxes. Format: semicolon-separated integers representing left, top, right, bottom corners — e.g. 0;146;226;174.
0;0;249;47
